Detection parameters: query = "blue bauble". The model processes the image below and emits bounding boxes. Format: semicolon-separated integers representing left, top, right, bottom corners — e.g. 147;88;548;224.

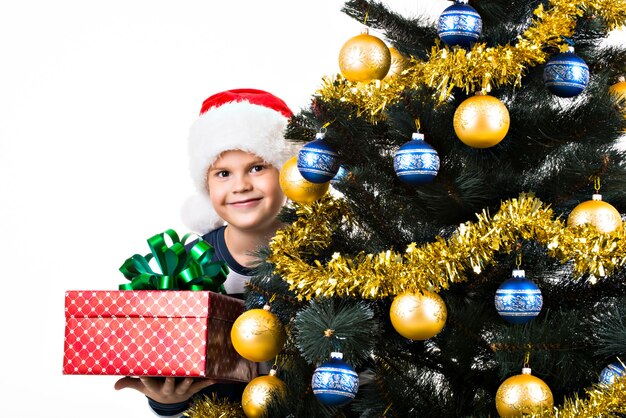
599;361;626;385
543;48;589;98
494;270;543;324
437;0;482;48
297;133;340;184
311;352;359;406
330;165;350;185
393;133;440;185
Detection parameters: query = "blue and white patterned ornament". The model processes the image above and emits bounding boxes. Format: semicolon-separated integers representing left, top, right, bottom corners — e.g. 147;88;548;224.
543;47;589;98
437;0;482;48
495;270;543;324
311;352;359;407
297;132;340;184
599;361;626;385
393;132;440;185
330;165;350;185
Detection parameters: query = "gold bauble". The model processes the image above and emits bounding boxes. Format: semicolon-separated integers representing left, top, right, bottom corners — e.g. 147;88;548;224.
567;194;623;233
231;305;286;362
384;47;410;79
338;29;391;83
609;79;626;102
495;368;554;417
453;94;510;148
389;291;447;340
241;369;286;418
279;157;329;204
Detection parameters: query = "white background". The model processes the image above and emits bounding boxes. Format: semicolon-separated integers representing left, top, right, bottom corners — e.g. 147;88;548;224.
0;1;622;416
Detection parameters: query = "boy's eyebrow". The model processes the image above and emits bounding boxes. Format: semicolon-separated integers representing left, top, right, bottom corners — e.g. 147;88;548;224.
209;158;267;172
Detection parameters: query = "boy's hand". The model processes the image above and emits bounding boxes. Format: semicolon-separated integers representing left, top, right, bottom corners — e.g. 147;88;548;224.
114;376;216;404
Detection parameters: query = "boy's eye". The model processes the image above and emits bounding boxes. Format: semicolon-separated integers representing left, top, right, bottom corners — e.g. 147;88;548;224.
216;170;230;178
250;165;266;173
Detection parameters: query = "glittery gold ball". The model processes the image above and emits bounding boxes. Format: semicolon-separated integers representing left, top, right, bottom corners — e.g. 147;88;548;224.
567;194;623;233
279;156;329;204
495;369;553;417
609;80;626;102
338;30;391;83
453;94;510;148
231;307;286;362
383;47;410;80
241;372;286;418
389;291;447;340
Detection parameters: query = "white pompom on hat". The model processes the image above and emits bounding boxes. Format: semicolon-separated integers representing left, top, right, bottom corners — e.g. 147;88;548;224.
181;88;297;234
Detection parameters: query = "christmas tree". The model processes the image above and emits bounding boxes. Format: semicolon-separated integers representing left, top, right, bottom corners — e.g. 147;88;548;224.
192;0;626;416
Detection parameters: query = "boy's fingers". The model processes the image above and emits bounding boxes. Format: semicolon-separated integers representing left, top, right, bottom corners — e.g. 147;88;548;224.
189;378;217;394
161;377;176;396
174;378;194;395
138;377;163;393
114;377;143;392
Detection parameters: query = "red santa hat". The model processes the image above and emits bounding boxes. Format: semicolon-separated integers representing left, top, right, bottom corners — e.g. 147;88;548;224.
181;88;297;234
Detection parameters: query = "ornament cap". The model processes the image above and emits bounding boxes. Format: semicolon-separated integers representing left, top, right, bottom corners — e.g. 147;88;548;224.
412;132;425;141
592;193;603;201
618;75;625;83
512;269;525;278
316;132;325;140
360;28;369;35
456;0;469;3
263;304;271;311
522;367;532;375
567;46;575;53
330;352;344;360
269;368;277;377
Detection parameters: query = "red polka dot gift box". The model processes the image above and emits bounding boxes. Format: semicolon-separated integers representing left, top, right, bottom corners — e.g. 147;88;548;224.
63;290;258;380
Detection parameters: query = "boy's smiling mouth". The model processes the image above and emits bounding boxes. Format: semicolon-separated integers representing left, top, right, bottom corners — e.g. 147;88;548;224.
228;197;263;207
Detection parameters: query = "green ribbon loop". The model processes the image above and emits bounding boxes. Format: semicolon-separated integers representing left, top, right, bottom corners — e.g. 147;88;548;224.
119;230;228;292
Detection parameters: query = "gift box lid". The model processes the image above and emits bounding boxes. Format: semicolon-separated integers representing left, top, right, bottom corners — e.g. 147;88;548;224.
65;290;240;320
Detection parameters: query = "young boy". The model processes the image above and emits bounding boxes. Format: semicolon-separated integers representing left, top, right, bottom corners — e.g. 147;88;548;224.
114;88;297;416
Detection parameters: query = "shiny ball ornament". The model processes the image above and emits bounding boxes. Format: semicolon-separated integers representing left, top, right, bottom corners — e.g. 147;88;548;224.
390;290;447;340
496;368;554;417
297;133;340;183
393;132;440;185
312;352;359;406
494;270;543;324
610;77;626;102
453;94;510;148
231;305;286;363
599;361;626;385
384;47;410;79
543;47;589;98
330;165;350;185
437;0;482;48
279;157;329;204
241;369;286;418
338;28;391;83
567;194;623;233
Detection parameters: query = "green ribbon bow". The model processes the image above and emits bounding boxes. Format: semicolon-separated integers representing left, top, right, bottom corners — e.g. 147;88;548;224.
119;229;228;292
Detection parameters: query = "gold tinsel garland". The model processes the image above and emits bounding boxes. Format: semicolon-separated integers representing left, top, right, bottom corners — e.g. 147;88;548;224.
267;194;626;301
317;0;626;119
528;376;626;417
184;394;244;418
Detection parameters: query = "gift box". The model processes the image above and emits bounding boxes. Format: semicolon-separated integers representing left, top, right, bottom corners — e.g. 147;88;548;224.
63;290;258;381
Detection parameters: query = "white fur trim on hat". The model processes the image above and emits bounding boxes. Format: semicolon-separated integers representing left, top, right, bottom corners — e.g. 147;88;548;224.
180;193;224;235
181;98;298;234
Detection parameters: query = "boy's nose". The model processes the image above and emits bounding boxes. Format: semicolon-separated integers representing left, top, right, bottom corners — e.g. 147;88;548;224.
233;174;253;192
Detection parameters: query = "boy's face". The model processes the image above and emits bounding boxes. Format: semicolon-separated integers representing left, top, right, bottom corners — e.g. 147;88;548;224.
206;150;285;233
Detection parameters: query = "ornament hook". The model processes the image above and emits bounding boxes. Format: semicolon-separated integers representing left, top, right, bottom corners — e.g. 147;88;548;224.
593;176;601;193
523;344;531;368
